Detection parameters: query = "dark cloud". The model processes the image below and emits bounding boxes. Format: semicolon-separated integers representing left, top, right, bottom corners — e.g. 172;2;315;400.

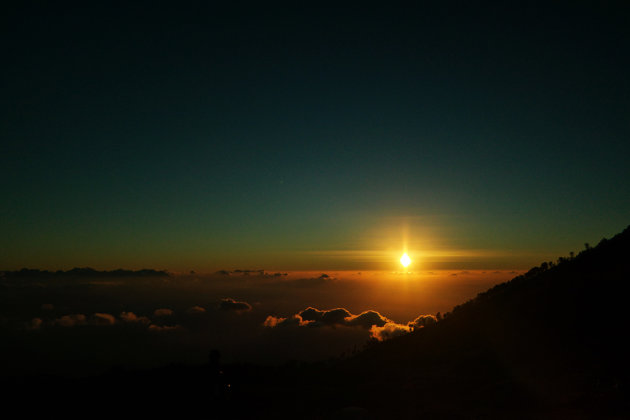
215;269;288;278
370;322;411;341
263;315;285;327
186;305;206;315
296;307;353;325
298;307;325;322
408;314;437;329
281;307;395;330
346;310;391;328
120;311;150;324
55;314;87;327
266;306;438;342
321;308;352;325
41;303;54;311
280;273;337;288
1;268;170;284
233;269;265;276
263;315;309;327
369;315;436;341
148;324;182;332
219;298;252;312
154;308;174;317
29;317;43;330
91;313;116;326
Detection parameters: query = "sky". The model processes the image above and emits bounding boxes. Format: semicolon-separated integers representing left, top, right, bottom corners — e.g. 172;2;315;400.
2;2;629;271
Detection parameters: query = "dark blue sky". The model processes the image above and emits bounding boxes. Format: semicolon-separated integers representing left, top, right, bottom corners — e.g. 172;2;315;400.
2;2;629;270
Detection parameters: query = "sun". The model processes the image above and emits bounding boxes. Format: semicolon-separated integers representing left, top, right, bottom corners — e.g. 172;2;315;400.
400;253;411;268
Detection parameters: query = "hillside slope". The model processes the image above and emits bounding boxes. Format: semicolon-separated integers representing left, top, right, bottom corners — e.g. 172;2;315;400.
335;225;630;417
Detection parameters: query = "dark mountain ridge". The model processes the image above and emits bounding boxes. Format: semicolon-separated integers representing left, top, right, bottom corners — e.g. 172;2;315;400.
0;267;170;279
337;226;630;417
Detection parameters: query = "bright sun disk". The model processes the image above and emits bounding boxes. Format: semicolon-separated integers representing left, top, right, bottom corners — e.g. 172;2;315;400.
400;253;411;268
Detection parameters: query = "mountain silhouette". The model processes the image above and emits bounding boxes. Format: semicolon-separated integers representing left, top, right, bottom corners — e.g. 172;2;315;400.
6;226;630;418
334;226;630;418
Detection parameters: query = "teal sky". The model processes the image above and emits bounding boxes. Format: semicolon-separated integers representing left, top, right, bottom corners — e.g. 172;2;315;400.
2;3;629;271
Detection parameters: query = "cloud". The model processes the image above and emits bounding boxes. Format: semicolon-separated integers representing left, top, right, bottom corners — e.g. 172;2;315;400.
215;269;288;278
298;307;325;322
263;315;286;327
263;314;312;328
91;313;116;326
148;324;182;332
219;298;252;312
346;310;391;328
369;315;436;341
296;307;353;325
270;307;390;330
321;308;352;325
55;314;87;327
408;314;437;329
29;318;43;330
154;308;174;317
287;274;336;288
233;269;265;276
370;322;412;341
265;306;438;342
41;303;54;311
186;305;206;315
120;311;150;324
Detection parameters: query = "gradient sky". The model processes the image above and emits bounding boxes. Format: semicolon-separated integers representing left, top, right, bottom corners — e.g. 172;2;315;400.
2;3;629;271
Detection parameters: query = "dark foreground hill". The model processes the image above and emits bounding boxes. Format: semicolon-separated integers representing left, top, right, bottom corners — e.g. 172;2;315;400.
7;227;630;418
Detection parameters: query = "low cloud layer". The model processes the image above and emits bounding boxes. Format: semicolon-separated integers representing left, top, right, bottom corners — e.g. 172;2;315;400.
215;269;288;277
30;308;207;333
2;269;485;375
264;307;436;341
